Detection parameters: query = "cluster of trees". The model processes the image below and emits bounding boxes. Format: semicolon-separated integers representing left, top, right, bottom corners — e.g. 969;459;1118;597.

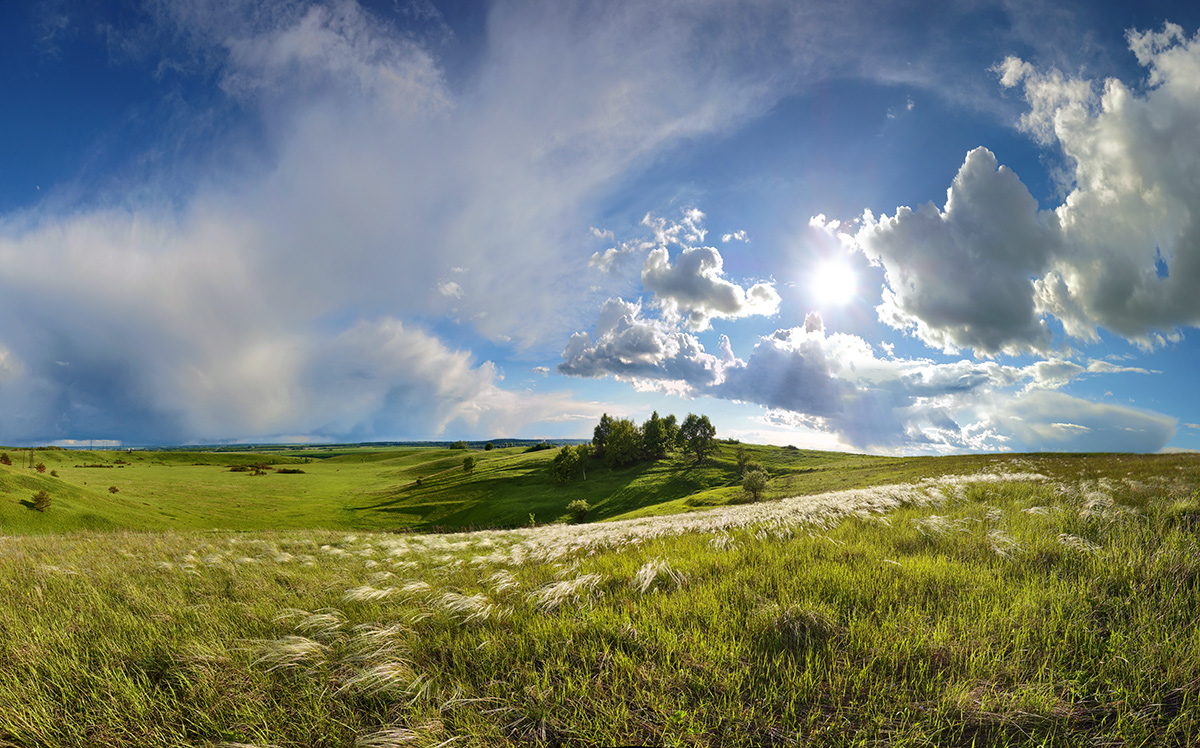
593;411;716;467
551;411;718;485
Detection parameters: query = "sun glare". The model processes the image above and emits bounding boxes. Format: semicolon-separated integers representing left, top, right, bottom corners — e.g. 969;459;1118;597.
812;260;858;307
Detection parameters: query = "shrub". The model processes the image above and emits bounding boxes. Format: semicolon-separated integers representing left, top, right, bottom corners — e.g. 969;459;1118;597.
415;477;423;487
31;490;51;512
463;455;477;473
551;446;580;485
50;470;58;478
484;442;494;451
451;441;469;450
0;453;10;466
35;462;46;474
567;499;590;523
743;469;769;502
742;460;766;477
108;486;119;494
277;468;305;474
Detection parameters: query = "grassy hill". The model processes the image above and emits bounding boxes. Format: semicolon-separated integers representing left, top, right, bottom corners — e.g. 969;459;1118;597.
4;443;1200;536
0;442;932;535
4;457;1200;746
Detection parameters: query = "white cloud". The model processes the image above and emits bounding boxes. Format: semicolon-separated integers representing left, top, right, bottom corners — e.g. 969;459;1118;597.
721;230;748;243
437;281;463;299
845;25;1200;356
557;298;725;392
995;390;1176;452
559;296;1173;453
850;147;1058;355
642;245;780;331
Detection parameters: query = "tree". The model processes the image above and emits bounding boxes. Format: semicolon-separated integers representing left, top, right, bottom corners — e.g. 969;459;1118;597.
679;413;717;464
0;453;10;466
551;445;580;485
604;418;642;467
484;442;495;451
735;446;749;473
462;455;477;473
574;443;591;480
35;462;46;474
451;440;469;450
662;414;679;451
743;469;769;502
592;413;614;459
31;490;51;512
566;499;591;523
642;411;668;460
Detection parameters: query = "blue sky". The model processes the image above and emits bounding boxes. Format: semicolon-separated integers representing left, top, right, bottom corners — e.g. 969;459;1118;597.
3;0;1200;453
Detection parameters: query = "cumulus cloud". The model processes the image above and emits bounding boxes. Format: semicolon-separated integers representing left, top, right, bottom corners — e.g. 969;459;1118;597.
641;245;780;330
559;301;1171;452
557;299;725;393
848;147;1058;355
842;24;1200;355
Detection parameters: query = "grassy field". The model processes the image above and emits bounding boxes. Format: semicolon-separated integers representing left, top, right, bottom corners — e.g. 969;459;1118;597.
0;442;978;535
3;447;1200;745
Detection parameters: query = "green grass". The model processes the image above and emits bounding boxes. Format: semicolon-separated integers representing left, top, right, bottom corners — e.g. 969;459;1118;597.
13;442;1191;536
0;442;994;535
5;450;1200;745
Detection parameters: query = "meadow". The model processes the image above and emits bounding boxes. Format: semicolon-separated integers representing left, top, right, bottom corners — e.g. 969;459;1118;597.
2;445;1200;746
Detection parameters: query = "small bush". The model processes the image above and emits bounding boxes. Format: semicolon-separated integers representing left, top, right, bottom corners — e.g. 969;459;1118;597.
35;462;46;474
567;499;591;523
743;470;769;502
31;490;51;512
0;453;10;466
415;477;423;487
277;468;306;474
49;470;58;478
484;442;494;451
463;455;477;473
229;465;250;472
108;486;119;494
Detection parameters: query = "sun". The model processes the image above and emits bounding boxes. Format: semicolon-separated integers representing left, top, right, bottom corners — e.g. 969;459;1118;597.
811;259;858;307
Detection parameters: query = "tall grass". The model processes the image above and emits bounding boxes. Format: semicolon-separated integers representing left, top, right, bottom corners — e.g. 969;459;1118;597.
2;466;1199;745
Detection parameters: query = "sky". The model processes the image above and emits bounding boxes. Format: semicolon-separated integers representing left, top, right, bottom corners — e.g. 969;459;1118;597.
3;0;1200;454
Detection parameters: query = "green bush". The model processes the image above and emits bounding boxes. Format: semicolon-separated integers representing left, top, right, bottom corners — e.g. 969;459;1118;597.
31;490;51;512
0;453;10;466
743;469;769;502
567;499;590;523
463;455;477;473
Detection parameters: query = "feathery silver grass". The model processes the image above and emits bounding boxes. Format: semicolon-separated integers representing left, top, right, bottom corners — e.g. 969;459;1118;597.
708;534;738;551
342;585;398;603
347;622;411;662
354;720;450;748
528;573;604;611
251;635;327;672
1058;533;1101;555
337;661;416;696
987;529;1021;558
487;569;519;595
275;608;347;640
399;580;434;596
631;559;685;594
436;591;498;623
